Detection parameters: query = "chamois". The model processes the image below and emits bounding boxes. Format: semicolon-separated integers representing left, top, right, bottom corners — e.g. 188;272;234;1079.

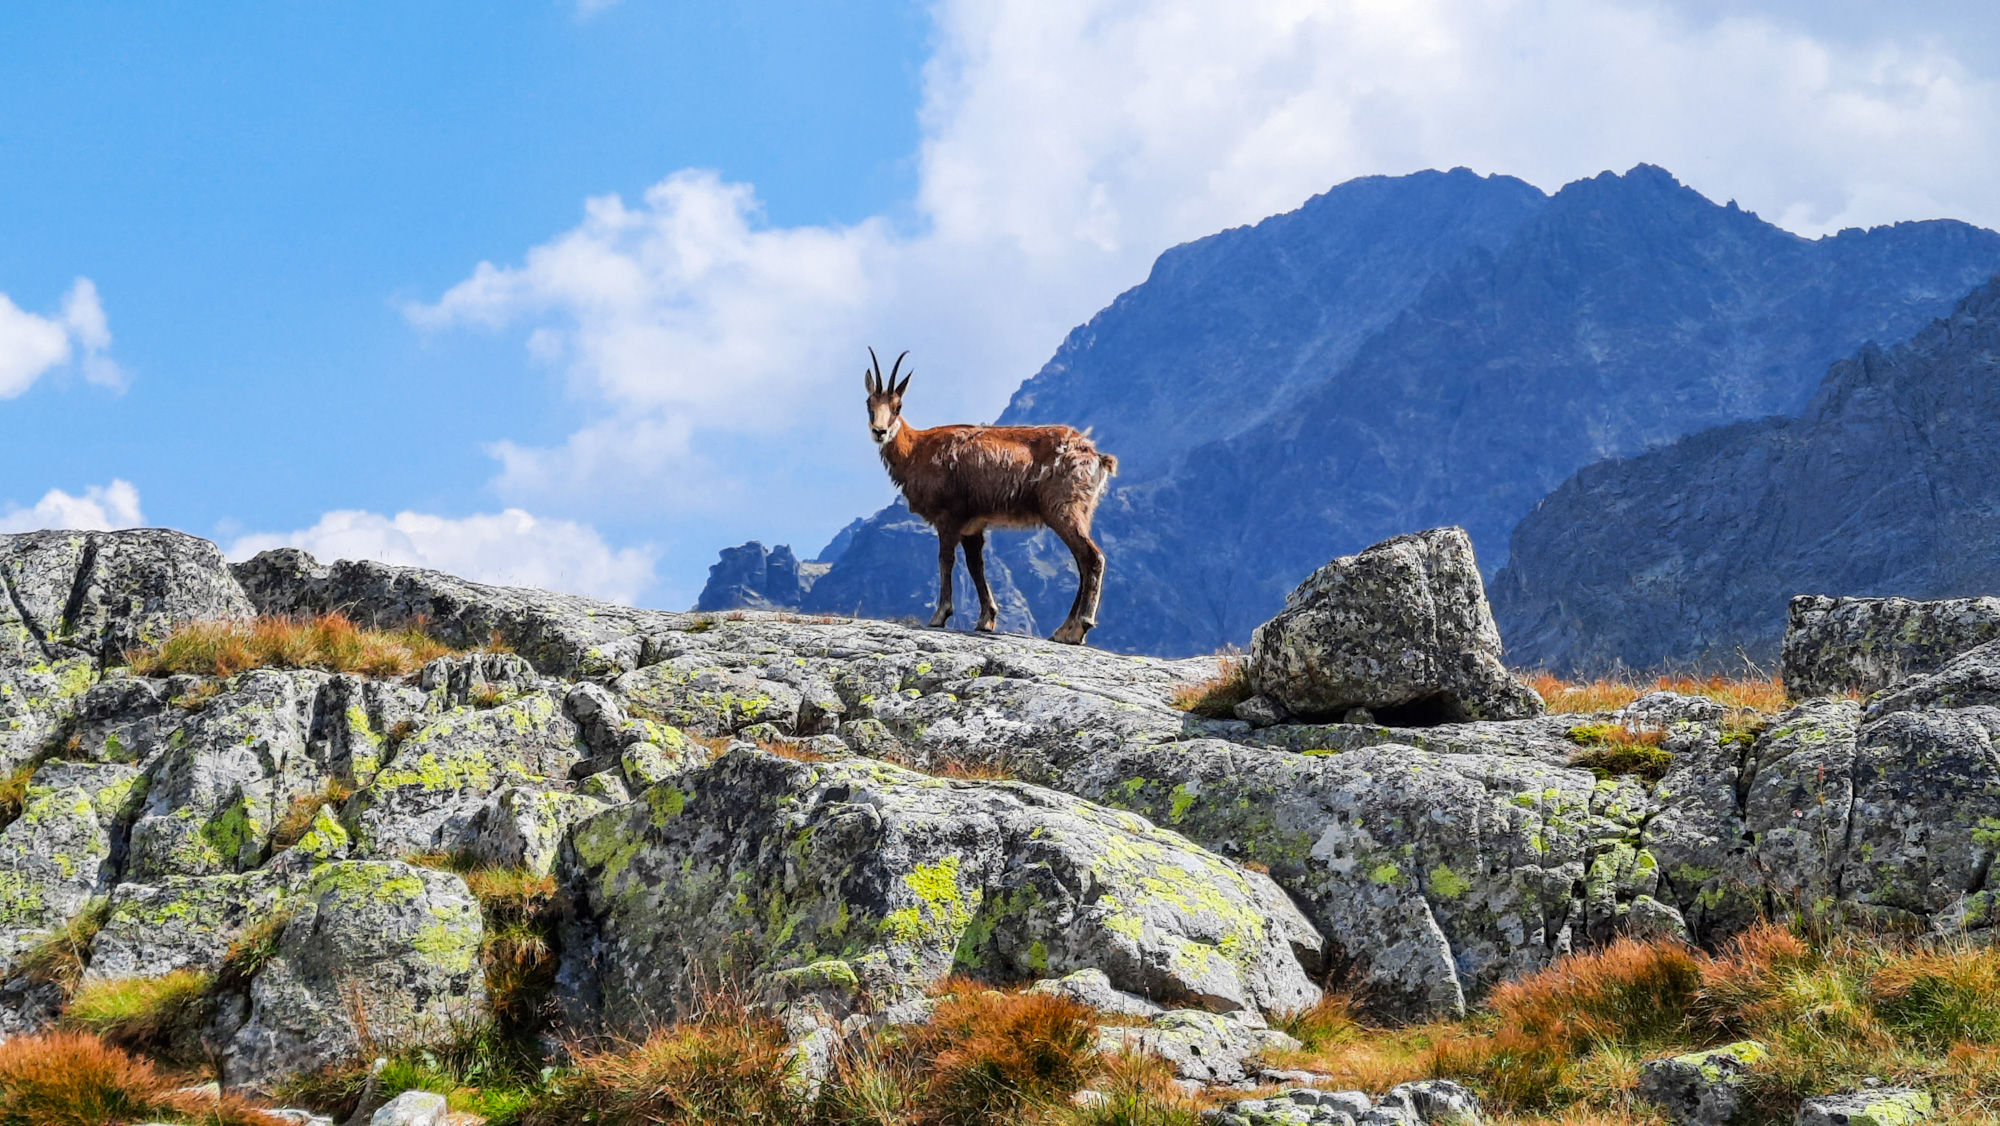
863;348;1118;645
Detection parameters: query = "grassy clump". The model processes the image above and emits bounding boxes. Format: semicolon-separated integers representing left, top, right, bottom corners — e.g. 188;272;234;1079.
61;970;212;1065
0;1031;286;1126
517;1006;803;1126
1169;657;1252;719
1565;724;1674;783
126;613;456;679
267;779;355;851
12;900;112;999
1263;925;2000;1123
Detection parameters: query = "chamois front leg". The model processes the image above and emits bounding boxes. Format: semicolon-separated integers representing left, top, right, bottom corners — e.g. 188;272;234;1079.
929;530;959;628
1049;520;1105;645
962;530;999;632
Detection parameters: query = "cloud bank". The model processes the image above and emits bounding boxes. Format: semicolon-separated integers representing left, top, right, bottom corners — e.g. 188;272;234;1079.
0;278;122;399
0;479;145;534
227;507;658;605
411;0;2000;596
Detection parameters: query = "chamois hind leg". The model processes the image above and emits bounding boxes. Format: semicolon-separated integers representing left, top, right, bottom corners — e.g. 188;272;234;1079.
962;530;999;632
1048;514;1106;646
929;529;959;628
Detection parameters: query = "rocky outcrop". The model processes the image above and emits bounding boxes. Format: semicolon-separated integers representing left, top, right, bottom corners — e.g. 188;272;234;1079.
1496;273;2000;673
1783;595;2000;698
556;747;1322;1034
11;528;2000;1100
1248;528;1542;724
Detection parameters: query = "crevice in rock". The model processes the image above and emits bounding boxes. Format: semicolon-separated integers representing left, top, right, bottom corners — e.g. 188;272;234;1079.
58;535;99;657
0;562;56;663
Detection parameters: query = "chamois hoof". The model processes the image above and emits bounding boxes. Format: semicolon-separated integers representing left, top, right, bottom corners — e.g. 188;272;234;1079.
974;618;998;633
928;611;952;629
1050;621;1091;645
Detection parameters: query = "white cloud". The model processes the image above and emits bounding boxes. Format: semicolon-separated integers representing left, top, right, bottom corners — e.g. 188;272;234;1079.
0;278;121;399
0;479;146;534
227;508;659;605
413;0;2000;574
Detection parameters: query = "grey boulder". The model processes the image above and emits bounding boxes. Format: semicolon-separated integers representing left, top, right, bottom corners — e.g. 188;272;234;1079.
1248;528;1542;724
1785;594;2000;699
556;747;1322;1035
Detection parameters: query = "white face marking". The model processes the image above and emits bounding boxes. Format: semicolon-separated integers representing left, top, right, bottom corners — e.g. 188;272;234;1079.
873;416;902;446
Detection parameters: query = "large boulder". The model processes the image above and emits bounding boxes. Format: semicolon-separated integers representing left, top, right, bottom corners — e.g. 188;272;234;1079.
1067;738;1624;1020
1784;594;2000;699
214;861;485;1092
556;747;1322;1035
1248;529;1542;724
1;529;253;773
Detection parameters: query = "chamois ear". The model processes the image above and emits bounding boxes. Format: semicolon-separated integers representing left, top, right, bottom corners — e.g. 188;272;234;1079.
864;369;878;394
894;372;912;396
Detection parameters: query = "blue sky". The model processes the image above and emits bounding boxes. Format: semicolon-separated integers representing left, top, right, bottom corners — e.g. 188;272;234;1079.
4;1;1999;608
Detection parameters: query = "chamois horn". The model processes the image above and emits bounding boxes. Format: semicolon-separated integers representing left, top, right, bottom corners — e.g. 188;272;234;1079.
867;346;884;393
889;350;910;394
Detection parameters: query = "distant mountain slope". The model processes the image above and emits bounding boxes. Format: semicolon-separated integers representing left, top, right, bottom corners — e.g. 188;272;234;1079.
1000;168;1550;481
1492;273;2000;673
1070;166;2000;654
700;165;2000;657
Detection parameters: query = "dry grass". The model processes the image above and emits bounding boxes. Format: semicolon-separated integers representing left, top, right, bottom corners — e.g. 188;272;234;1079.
1169;657;1252;719
0;1031;286;1126
267;778;354;850
929;758;1017;782
1528;673;1792;716
911;984;1101;1125
0;757;40;831
1267;924;2000;1122
125;613;456;679
758;739;835;764
517;1004;804;1126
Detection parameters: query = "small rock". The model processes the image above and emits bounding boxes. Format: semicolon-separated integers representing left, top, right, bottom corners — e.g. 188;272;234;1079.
1030;967;1165;1019
370;1090;449;1126
1234;695;1290;728
1615;690;1725;728
1072;1089;1112;1109
1339;707;1376;725
1637;1041;1766;1126
1626;895;1692;944
1794;1087;1933;1126
1385;1078;1482;1125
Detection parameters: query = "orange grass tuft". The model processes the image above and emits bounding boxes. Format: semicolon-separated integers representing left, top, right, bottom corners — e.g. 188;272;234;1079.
911;982;1101;1125
516;1005;801;1126
1528;673;1791;716
126;613;457;679
1170;657;1252;718
0;1031;287;1126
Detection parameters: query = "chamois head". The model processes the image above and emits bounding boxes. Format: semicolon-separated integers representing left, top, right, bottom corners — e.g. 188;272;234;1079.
863;347;912;446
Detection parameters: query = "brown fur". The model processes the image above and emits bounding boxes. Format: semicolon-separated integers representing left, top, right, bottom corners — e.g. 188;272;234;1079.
865;350;1117;644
